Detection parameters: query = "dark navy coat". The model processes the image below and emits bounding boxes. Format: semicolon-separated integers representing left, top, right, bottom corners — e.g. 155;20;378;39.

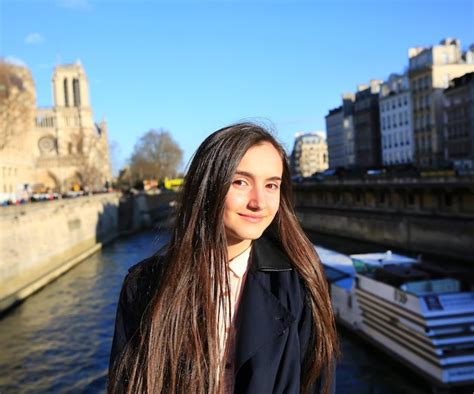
109;234;334;393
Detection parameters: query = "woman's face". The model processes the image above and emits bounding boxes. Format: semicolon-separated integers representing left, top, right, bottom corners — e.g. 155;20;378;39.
223;142;283;250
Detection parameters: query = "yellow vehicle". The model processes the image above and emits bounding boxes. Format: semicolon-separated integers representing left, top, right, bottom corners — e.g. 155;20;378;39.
163;177;184;191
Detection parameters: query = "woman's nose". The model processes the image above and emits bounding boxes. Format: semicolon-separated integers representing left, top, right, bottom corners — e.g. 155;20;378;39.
247;186;265;209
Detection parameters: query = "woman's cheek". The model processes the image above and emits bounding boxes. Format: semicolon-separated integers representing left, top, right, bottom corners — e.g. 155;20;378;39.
269;193;281;214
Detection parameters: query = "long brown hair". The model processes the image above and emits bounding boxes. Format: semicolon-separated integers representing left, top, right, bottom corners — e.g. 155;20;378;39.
109;123;338;393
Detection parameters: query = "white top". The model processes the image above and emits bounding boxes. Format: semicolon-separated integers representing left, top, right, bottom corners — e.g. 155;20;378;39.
220;246;251;394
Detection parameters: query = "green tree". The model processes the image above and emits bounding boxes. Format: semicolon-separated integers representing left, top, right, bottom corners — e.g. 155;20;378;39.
129;129;183;183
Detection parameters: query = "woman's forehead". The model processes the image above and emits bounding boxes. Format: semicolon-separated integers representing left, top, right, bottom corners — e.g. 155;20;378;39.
236;142;283;178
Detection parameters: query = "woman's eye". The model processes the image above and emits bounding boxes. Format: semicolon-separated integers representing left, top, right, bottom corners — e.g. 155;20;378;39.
267;183;279;190
233;179;248;187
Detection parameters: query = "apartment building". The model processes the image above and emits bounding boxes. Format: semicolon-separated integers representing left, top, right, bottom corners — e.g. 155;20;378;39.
325;94;355;168
379;73;414;165
291;132;328;177
443;72;474;170
353;80;383;168
408;38;474;168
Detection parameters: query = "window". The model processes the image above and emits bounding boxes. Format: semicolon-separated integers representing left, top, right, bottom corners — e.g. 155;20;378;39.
64;78;69;107
73;79;81;107
443;74;450;88
441;52;448;64
379;192;385;204
444;194;452;207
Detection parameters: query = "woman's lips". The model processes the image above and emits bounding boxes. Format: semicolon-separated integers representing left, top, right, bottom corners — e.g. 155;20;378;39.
238;213;265;223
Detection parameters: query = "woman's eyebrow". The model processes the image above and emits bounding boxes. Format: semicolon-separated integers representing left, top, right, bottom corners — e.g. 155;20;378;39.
234;170;282;181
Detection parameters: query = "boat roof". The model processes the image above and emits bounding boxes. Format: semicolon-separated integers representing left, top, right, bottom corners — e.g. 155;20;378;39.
350;251;418;266
314;245;356;290
315;245;356;275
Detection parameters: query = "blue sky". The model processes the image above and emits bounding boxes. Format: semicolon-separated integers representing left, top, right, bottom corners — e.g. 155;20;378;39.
1;0;473;174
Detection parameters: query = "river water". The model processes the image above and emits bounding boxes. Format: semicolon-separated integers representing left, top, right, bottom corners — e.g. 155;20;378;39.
0;230;431;393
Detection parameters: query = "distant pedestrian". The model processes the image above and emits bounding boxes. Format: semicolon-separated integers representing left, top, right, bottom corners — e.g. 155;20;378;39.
108;123;338;393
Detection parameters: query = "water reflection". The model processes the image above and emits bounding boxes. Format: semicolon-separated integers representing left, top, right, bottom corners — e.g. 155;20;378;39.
0;231;167;393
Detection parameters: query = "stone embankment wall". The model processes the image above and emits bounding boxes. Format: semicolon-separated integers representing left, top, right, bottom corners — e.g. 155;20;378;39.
119;190;177;234
0;193;120;314
294;178;474;262
296;206;473;262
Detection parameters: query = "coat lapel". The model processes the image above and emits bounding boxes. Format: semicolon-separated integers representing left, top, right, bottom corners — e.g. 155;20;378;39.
233;234;296;374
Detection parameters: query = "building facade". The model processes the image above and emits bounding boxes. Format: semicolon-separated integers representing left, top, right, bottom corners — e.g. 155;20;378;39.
443;72;474;171
379;73;414;165
408;38;474;168
0;60;112;202
325;106;344;168
291;132;328;177
341;93;356;167
353;80;383;168
325;93;356;169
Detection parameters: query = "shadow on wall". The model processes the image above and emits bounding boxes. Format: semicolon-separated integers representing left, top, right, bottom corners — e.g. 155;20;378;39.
117;190;177;236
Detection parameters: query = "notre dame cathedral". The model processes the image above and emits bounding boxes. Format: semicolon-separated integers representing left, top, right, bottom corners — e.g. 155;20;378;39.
0;60;112;199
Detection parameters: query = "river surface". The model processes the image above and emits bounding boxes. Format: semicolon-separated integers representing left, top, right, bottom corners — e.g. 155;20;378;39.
0;230;432;393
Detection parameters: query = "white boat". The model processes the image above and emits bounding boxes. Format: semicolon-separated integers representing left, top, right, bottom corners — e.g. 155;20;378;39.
316;245;474;390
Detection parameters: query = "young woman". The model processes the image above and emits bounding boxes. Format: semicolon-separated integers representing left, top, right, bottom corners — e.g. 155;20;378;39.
108;123;338;394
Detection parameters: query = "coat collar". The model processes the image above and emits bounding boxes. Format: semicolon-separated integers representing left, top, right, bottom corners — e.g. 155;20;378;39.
250;231;293;272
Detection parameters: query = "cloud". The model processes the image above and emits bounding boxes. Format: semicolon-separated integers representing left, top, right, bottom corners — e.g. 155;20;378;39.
4;56;28;67
56;0;93;11
25;33;45;45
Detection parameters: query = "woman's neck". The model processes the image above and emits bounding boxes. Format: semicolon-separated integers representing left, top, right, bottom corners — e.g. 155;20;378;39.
227;240;252;261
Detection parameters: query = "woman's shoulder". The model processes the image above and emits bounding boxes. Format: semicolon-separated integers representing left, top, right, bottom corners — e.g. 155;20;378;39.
119;254;166;317
126;254;164;281
109;254;166;378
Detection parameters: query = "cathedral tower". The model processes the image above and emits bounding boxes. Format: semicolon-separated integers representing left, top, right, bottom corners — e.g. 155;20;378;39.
52;60;90;109
33;60;111;192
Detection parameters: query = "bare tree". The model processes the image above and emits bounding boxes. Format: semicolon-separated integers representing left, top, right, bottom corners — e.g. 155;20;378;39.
70;125;110;192
0;60;35;151
129;129;183;182
108;139;120;177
